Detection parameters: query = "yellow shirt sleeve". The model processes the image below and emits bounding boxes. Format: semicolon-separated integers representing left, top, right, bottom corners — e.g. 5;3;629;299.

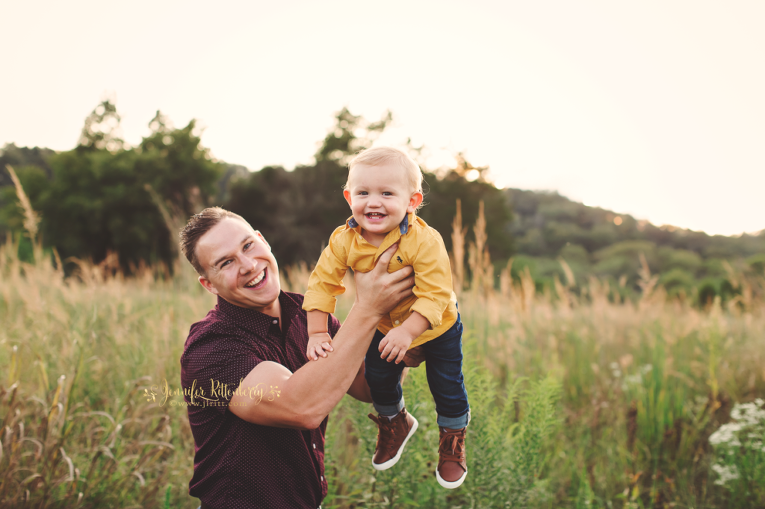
303;226;350;314
409;228;454;329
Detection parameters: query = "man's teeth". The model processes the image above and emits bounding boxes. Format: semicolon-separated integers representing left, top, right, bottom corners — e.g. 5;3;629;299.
245;270;265;287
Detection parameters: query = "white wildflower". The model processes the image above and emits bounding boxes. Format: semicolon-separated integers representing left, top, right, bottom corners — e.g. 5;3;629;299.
709;422;743;446
711;463;739;485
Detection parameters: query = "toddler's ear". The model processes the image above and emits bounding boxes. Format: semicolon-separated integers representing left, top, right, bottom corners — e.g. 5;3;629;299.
343;189;352;207
407;192;423;213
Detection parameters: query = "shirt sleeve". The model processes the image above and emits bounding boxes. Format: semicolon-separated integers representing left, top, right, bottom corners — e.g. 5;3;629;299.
409;229;454;329
303;226;350;314
181;329;263;416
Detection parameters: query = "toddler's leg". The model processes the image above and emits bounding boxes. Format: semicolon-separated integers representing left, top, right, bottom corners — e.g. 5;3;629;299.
422;315;470;488
364;329;407;415
423;317;470;428
364;329;418;470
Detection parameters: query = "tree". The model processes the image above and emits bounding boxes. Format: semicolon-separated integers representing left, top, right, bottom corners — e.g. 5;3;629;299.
33;104;223;270
314;107;392;165
419;160;514;262
77;98;125;152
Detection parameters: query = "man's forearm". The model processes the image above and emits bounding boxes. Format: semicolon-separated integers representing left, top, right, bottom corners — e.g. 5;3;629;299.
283;302;382;426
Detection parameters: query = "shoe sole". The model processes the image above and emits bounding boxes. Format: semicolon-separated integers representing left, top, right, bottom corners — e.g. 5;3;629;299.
372;415;419;471
436;468;467;489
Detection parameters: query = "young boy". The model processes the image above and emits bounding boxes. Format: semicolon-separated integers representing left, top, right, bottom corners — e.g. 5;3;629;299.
302;146;470;489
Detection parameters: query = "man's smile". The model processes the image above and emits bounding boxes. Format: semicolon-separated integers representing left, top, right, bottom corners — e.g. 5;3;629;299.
244;268;267;289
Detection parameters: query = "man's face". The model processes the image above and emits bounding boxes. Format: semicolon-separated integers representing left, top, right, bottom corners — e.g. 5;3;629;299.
196;217;281;313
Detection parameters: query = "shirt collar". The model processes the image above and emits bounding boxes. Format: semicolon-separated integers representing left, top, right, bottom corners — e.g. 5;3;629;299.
346;213;411;235
216;290;300;335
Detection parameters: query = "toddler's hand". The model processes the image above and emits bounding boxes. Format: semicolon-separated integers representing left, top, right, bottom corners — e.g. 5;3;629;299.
306;332;334;361
379;328;414;364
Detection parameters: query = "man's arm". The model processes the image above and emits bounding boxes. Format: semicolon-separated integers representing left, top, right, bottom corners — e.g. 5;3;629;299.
345;360;409;403
346;360;372;403
229;243;414;429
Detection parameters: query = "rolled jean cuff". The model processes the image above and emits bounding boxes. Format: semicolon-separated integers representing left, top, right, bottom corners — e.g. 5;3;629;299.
437;408;470;429
373;396;405;416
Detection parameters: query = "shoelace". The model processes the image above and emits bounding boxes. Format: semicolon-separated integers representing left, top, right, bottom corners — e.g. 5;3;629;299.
438;428;465;462
369;414;399;454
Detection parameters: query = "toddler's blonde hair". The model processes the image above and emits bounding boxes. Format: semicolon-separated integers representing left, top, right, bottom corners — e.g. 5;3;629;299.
347;146;423;195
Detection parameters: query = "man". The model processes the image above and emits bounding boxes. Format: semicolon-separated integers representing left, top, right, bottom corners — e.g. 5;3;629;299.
179;207;414;509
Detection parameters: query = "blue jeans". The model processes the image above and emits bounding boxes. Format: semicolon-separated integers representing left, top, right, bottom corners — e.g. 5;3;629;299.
364;314;470;429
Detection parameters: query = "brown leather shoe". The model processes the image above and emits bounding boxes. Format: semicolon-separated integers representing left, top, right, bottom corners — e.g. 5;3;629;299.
436;426;468;488
367;408;419;470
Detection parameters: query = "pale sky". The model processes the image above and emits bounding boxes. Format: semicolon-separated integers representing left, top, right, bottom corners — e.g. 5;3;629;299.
1;0;763;236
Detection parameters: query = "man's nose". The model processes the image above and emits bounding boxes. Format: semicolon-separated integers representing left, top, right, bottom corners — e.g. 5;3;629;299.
239;253;258;273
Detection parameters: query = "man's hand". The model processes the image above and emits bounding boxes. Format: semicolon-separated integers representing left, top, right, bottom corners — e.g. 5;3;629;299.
379;327;415;364
306;332;334;361
354;243;414;318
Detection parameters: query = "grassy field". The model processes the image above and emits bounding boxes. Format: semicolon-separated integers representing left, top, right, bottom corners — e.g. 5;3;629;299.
1;228;764;508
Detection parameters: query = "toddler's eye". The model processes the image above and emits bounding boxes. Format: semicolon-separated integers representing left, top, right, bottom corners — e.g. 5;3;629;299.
382;191;393;196
358;191;368;196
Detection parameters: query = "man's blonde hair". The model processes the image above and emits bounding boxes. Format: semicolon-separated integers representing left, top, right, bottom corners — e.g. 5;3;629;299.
347;146;423;195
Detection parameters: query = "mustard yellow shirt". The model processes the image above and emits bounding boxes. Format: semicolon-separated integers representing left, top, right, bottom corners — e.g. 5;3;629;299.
303;213;458;349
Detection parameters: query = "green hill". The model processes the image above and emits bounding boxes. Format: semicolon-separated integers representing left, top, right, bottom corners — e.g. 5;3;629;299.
504;188;765;300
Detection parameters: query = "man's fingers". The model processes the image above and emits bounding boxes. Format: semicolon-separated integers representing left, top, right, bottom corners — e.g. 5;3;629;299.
391;274;415;298
388;264;414;283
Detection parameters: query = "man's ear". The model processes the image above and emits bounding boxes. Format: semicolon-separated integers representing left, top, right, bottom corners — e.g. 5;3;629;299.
254;230;271;251
198;275;219;295
343;189;352;208
407;192;424;213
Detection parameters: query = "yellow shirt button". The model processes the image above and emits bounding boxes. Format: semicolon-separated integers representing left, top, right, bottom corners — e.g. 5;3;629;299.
394;320;400;325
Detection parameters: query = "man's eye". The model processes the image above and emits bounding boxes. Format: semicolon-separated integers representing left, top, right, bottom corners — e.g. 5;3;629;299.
221;260;232;268
244;242;253;250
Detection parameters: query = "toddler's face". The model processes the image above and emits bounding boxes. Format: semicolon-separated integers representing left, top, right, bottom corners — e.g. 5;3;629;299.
343;163;422;242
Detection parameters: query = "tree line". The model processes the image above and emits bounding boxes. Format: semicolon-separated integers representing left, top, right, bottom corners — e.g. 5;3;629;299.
1;100;763;304
0;102;511;272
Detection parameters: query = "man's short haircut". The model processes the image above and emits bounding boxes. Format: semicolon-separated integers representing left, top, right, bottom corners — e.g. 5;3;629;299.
180;207;250;275
347;146;423;196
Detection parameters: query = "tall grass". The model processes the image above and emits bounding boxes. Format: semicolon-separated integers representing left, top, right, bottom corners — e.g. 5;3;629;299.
0;191;763;507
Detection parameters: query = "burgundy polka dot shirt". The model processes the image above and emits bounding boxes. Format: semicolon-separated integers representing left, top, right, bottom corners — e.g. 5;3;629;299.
181;291;340;509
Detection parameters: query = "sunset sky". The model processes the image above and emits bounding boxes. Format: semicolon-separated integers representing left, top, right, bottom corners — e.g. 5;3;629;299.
1;0;763;236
